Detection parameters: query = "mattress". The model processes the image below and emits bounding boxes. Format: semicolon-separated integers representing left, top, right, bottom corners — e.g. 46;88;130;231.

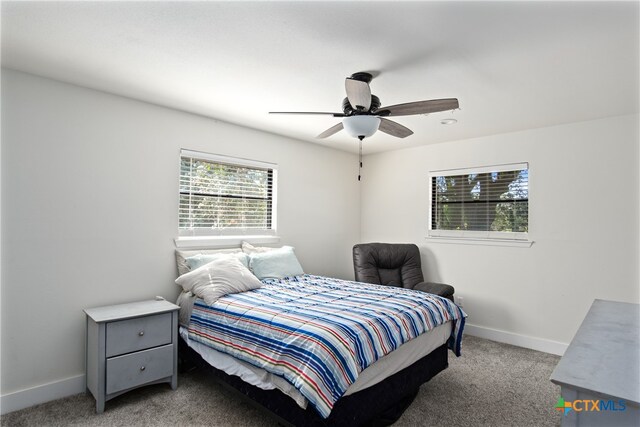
179;320;451;409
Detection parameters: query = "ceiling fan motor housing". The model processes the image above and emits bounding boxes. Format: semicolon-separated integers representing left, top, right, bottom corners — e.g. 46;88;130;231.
349;72;373;83
342;95;380;116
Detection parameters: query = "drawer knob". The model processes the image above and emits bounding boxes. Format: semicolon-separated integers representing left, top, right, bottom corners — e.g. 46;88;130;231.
140;366;146;371
138;331;144;336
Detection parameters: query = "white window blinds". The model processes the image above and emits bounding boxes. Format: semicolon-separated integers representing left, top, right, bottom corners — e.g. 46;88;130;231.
179;150;277;236
430;163;529;240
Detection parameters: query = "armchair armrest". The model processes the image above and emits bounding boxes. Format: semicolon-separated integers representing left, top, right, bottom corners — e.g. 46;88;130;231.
413;281;455;302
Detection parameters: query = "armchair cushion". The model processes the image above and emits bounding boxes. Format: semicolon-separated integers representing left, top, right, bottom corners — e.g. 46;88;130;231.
353;243;424;289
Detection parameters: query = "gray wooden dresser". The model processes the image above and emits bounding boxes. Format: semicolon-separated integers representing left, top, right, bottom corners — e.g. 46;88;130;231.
84;299;179;413
550;299;639;426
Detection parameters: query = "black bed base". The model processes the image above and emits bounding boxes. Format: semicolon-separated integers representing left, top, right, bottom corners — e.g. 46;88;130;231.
179;339;449;426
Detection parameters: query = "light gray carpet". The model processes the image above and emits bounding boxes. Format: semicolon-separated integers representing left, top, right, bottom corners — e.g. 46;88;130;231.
1;336;561;426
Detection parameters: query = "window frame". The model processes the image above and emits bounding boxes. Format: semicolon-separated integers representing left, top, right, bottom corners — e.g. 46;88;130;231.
427;162;532;247
177;149;278;241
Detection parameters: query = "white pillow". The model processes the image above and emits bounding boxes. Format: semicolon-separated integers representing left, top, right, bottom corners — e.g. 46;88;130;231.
242;241;283;254
249;246;304;279
175;248;242;276
185;252;249;270
175;257;262;305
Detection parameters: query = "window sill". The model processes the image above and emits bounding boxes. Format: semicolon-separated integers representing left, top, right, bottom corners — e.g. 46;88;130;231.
175;235;281;249
425;236;533;248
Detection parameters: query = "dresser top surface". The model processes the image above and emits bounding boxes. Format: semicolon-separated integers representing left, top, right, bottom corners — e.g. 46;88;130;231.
84;299;179;323
550;299;639;405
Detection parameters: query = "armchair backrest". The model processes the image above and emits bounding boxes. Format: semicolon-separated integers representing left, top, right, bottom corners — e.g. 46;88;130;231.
353;243;424;289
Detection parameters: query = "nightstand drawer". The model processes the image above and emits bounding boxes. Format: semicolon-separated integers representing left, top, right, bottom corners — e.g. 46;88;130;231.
106;313;172;357
106;344;174;394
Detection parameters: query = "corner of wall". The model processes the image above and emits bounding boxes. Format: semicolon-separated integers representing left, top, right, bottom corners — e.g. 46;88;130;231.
1;66;4;414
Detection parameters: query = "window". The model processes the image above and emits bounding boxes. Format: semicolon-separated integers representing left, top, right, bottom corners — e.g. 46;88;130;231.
429;163;529;241
179;150;277;237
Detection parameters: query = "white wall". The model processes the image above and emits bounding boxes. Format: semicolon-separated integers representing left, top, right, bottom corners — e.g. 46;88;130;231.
361;114;639;349
0;69;360;401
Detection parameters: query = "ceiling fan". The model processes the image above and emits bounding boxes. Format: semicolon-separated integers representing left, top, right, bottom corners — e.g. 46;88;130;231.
270;72;459;141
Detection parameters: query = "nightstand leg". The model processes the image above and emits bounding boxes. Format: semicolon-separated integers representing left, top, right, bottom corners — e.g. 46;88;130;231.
171;375;177;390
96;399;105;414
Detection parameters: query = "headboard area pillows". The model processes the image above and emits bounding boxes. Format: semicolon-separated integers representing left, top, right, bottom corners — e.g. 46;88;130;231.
175;248;244;276
185;252;249;271
249;246;304;280
241;241;279;254
175;256;262;305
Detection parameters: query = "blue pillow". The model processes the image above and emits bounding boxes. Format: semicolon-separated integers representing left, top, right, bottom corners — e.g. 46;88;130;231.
185;252;249;271
249;246;304;279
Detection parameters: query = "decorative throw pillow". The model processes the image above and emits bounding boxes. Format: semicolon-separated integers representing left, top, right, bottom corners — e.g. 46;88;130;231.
249;246;304;279
175;257;262;305
185;252;249;270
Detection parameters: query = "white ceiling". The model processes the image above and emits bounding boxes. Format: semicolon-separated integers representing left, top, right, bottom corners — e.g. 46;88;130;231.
2;1;638;154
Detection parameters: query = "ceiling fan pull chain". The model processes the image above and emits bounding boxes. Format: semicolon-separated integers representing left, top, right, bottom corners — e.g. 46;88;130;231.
358;139;363;181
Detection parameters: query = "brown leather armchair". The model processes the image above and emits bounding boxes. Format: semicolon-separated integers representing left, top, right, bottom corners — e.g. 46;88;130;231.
353;243;455;301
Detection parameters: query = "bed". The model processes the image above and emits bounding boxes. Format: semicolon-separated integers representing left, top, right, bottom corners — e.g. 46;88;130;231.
175;245;466;426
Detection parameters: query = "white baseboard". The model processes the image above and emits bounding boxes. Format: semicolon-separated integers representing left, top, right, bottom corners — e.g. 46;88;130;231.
0;374;85;415
464;323;568;356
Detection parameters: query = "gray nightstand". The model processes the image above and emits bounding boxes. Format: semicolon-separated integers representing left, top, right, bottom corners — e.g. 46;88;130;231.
84;299;179;413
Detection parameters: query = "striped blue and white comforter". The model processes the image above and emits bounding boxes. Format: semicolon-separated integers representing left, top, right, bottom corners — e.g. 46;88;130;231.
188;274;466;418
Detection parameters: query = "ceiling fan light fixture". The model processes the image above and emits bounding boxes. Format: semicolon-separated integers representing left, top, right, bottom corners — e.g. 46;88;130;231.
342;115;380;139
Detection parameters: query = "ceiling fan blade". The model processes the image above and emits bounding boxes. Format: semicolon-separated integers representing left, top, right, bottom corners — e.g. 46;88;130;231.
269;111;346;117
378;118;414;138
317;122;344;139
345;78;371;111
377;98;459;117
